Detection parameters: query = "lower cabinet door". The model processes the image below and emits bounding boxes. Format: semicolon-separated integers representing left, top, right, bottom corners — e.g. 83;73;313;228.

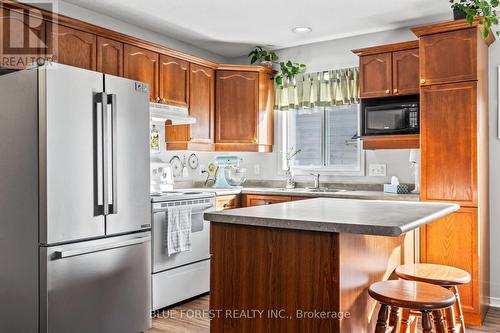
39;233;151;333
244;194;291;207
420;207;478;317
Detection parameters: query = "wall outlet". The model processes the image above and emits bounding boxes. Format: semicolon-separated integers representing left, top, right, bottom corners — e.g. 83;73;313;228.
254;164;260;175
369;164;387;177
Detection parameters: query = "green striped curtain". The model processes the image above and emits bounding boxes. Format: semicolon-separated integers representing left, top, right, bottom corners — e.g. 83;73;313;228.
275;67;359;111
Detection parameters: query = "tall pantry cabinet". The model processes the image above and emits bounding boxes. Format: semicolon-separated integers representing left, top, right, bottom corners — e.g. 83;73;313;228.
412;20;492;325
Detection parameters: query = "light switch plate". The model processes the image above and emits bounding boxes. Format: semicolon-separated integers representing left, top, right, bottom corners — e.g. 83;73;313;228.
369;164;387;177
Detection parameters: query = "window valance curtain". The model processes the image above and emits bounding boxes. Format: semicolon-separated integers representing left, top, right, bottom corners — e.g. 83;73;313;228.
275;67;359;111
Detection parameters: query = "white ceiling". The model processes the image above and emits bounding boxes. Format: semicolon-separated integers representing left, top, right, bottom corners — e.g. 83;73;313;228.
63;0;452;58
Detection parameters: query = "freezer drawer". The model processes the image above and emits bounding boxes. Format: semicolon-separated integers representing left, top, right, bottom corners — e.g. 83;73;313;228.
39;232;151;333
152;259;210;311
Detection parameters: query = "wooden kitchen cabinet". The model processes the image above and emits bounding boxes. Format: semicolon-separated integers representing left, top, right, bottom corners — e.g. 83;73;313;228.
189;64;215;147
243;194;291;207
0;7;46;69
216;195;241;211
412;20;492;325
165;63;215;151
358;53;392;98
420;207;478;316
159;54;189;107
46;24;96;71
123;44;159;102
392;48;419;95
215;65;275;152
420;81;477;206
418;28;478;86
353;41;419;98
96;36;123;76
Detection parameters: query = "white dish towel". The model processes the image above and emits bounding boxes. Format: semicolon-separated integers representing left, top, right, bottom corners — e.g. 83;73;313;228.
166;206;192;256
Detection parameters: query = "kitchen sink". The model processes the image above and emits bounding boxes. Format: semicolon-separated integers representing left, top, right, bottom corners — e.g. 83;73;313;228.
271;187;348;193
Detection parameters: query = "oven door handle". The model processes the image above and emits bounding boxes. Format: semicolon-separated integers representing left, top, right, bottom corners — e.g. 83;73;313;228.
154;203;214;213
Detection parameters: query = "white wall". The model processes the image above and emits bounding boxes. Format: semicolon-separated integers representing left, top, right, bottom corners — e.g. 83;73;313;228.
488;41;500;307
28;0;227;63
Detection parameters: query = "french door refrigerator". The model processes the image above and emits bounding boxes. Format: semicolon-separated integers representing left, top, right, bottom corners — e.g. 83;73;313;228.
0;64;151;333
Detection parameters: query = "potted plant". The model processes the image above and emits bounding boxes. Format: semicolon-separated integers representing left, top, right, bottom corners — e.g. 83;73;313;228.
449;0;500;38
275;61;307;87
248;46;278;67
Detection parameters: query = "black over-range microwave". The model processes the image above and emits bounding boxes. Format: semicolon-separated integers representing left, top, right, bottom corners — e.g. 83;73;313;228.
361;97;419;136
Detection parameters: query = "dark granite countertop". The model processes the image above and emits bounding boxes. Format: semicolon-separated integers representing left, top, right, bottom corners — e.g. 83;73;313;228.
204;197;459;237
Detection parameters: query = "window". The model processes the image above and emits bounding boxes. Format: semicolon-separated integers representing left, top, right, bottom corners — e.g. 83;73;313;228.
282;103;364;175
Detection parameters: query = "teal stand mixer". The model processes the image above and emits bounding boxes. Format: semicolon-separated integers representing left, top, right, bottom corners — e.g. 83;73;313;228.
213;155;247;188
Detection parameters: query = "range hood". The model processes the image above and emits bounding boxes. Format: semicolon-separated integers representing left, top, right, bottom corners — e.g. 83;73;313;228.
150;102;196;125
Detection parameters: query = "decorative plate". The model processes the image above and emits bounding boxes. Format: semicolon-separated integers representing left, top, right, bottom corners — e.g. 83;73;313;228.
169;156;183;177
188;153;199;169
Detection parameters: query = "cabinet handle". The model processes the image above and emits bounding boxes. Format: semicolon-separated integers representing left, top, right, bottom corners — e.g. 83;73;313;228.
162;98;166;103
420;79;426;84
252;138;257;144
393;89;398;94
385;89;390;94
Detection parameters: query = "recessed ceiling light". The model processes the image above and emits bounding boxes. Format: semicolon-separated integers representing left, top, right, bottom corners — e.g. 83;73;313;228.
292;27;312;33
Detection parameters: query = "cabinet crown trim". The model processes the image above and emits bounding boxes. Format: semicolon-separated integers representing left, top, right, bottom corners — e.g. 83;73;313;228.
411;19;495;45
352;40;419;56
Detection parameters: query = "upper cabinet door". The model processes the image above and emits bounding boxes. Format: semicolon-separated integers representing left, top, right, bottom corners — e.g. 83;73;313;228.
216;70;258;144
359;53;392;98
420;81;477;206
159;55;189;107
97;37;123;76
46;24;96;70
189;64;214;144
0;8;46;69
123;44;159;102
392;48;419;96
420;28;477;86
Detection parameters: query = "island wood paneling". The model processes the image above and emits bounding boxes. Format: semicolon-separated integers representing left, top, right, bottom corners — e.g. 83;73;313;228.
210;223;341;333
210;223;405;332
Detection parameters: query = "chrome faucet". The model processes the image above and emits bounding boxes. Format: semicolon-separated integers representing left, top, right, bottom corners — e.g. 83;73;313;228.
310;173;320;189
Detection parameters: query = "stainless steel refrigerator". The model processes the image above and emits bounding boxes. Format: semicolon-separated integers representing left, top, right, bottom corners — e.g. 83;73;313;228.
0;64;152;333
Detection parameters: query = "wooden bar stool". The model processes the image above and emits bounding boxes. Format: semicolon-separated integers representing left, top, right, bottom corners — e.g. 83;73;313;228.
395;264;471;333
369;280;456;333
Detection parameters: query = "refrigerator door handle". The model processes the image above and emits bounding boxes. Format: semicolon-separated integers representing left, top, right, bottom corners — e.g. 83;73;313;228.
54;235;151;259
107;94;118;215
102;92;110;216
93;92;107;216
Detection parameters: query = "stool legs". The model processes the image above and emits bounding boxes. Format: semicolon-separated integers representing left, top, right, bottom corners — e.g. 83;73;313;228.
432;309;447;333
422;311;434;333
452;286;466;333
400;308;413;333
376;304;390;333
390;306;401;333
445;306;458;333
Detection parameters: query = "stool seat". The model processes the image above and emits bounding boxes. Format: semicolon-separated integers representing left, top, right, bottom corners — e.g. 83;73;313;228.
368;280;456;311
396;263;471;286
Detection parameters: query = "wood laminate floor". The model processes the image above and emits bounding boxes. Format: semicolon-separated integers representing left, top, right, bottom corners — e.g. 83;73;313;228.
147;295;500;333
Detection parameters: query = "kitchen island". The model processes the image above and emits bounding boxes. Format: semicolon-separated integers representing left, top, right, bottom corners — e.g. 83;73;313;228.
204;198;459;332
